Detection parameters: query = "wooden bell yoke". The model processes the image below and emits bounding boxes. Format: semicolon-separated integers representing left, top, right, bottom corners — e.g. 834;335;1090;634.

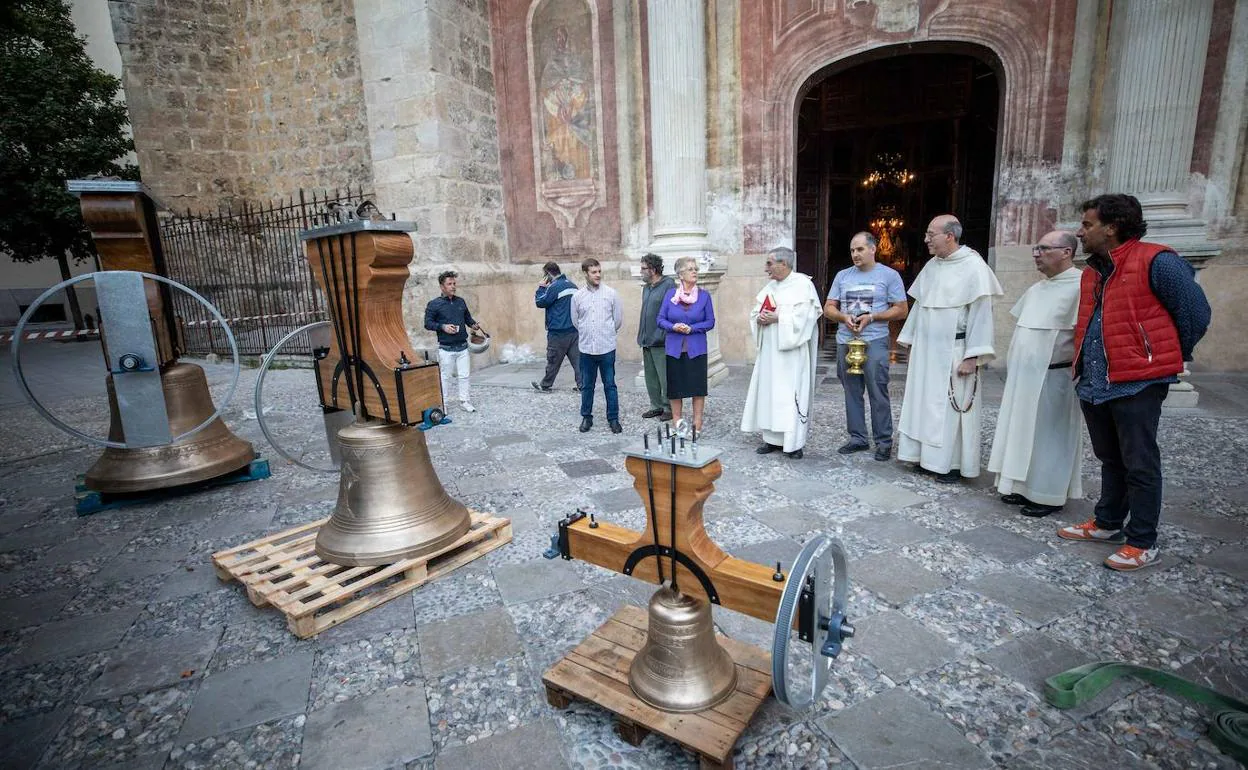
553;444;787;624
300;219;442;426
69;181;181;367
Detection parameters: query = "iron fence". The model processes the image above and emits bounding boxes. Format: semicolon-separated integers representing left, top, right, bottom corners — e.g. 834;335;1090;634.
160;186;372;357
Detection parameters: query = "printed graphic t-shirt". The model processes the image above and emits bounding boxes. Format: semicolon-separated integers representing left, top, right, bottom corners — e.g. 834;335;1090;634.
829;263;907;344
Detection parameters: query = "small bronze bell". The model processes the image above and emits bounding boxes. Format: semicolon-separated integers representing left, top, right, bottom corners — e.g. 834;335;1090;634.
844;337;868;376
85;363;256;494
628;586;738;713
315;420;472;566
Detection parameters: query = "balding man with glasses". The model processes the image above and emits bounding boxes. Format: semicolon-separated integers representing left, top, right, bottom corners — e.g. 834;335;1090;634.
988;231;1084;518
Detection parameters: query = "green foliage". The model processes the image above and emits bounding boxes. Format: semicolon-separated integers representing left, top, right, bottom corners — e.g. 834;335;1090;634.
0;0;138;264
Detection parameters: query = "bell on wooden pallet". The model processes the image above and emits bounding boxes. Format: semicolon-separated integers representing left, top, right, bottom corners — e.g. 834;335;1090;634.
85;362;256;494
315;419;472;566
628;586;738;713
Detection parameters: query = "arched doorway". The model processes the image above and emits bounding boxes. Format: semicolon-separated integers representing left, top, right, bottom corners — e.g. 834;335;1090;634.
792;49;1001;298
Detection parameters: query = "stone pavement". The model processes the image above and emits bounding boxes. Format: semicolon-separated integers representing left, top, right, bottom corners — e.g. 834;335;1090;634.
1;341;1246;769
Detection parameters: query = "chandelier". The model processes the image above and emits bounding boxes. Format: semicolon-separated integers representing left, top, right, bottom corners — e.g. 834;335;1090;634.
860;153;915;188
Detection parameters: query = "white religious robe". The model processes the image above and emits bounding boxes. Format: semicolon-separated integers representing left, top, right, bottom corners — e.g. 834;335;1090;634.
740;271;821;452
897;246;1003;476
988;266;1084;505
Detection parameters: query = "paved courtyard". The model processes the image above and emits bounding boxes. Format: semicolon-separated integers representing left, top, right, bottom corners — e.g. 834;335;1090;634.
1;341;1246;769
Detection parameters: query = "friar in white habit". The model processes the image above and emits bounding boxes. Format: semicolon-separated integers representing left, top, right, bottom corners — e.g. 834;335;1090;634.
741;246;822;459
897;214;1004;483
988;230;1084;516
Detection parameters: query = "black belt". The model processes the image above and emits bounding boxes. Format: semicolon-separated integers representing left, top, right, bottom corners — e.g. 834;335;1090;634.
955;332;966;340
1048;361;1072;370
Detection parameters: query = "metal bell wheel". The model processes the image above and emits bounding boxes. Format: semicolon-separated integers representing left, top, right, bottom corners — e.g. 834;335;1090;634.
10;270;242;449
771;534;855;710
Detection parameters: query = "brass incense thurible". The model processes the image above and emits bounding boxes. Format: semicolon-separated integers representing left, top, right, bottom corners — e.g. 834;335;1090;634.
845;337;868;376
628;586;738;713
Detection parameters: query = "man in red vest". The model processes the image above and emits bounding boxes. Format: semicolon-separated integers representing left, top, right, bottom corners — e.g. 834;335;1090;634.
1057;194;1210;571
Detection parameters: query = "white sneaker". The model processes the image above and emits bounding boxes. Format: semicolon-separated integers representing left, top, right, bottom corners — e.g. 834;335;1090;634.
460;401;475;413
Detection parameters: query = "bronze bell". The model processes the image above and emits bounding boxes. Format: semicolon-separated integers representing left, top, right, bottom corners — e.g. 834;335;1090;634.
85;362;256;494
628;586;738;713
315;420;472;566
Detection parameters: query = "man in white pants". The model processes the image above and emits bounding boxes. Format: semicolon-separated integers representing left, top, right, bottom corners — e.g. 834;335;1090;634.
423;270;482;412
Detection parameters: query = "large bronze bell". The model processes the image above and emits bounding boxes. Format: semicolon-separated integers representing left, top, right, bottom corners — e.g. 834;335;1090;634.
85;362;256;494
628;587;738;713
315;420;472;566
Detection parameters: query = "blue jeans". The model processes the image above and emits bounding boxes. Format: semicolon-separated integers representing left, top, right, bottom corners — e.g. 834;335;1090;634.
579;350;619;421
836;337;893;449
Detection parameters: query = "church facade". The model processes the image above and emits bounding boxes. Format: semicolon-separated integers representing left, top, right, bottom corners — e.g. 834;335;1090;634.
106;0;1248;369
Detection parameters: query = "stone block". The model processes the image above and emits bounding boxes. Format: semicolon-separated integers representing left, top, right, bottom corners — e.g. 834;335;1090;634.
976;632;1138;719
847;482;928;511
964;572;1086;626
301;684;434;770
852;553;951;605
951;525;1054;564
0;709;71;770
417;606;523;677
819;687;994;769
492;558;586;606
82;630;221;702
434;719;567;770
0;589;73;631
1107;584;1245;649
842;512;941;547
12;607;141;667
1195;544;1248;580
851;611;958;681
760;504;829;537
558;459;617;478
177;651;314;743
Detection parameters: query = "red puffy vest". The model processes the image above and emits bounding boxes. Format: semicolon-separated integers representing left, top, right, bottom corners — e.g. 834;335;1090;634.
1072;240;1184;384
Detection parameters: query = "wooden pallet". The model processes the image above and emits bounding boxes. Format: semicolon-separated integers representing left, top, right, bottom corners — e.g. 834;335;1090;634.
542;604;772;770
212;511;511;638
75;458;272;516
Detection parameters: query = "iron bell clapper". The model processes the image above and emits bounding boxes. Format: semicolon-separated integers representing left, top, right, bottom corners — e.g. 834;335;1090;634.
628;586;738;713
315;419;472;566
85;362;256;493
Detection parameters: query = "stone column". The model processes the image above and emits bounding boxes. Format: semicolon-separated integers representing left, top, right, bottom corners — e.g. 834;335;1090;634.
1105;0;1217;255
645;0;712;260
640;0;725;387
1104;0;1217;407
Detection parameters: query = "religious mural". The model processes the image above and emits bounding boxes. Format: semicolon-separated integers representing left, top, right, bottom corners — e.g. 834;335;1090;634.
526;0;606;247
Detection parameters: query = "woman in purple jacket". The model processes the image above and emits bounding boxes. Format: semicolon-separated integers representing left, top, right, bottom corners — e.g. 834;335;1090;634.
657;256;716;434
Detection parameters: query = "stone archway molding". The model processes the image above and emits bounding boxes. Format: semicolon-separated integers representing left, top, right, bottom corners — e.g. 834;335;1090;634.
739;1;1076;255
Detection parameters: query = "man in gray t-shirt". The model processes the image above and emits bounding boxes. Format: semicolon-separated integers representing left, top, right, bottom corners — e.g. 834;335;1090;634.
824;232;909;460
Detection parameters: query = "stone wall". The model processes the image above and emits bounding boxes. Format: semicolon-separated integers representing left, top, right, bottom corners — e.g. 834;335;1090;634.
237;0;373;199
109;0;246;208
108;0;372;211
354;0;506;267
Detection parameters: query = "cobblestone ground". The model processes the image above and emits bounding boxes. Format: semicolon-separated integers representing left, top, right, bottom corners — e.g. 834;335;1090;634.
1;342;1245;769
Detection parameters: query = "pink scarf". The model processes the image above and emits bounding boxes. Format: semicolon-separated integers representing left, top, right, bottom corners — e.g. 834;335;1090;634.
672;284;699;305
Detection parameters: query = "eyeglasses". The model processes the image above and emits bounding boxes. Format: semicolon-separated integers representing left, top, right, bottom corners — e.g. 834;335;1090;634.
1031;245;1069;253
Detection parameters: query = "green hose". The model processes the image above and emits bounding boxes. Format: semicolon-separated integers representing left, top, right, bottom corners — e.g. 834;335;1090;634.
1044;661;1248;764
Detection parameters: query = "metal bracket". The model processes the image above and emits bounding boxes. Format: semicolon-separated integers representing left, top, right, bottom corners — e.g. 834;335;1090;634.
621;545;720;603
543;508;588;560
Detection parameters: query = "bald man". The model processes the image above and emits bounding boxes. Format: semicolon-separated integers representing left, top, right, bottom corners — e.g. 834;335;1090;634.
896;215;1003;483
988;231;1083;516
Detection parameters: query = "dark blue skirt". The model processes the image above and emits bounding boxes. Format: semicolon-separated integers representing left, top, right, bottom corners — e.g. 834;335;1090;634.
666;353;708;398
